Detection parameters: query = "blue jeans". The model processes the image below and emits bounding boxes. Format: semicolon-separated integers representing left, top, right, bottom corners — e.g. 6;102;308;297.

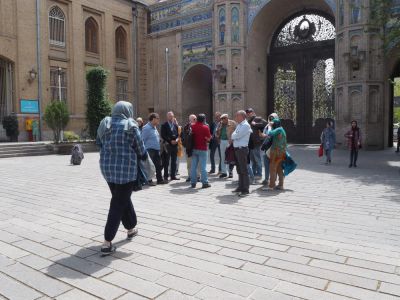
191;150;208;185
219;140;229;174
250;146;263;177
263;154;270;182
248;164;254;181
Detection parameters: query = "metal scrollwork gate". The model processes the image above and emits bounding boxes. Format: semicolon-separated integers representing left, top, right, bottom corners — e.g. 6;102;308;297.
268;12;335;143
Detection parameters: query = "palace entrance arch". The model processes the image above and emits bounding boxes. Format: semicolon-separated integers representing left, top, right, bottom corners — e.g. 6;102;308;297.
182;64;213;122
246;0;335;144
267;12;335;143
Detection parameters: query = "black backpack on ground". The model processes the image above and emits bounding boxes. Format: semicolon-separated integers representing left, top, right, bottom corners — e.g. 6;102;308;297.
70;144;84;165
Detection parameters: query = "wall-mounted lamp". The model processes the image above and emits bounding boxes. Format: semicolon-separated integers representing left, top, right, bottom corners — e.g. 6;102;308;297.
212;64;227;84
343;47;366;71
28;68;38;83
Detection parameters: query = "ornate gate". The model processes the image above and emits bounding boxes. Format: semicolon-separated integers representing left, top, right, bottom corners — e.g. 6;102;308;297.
268;13;335;143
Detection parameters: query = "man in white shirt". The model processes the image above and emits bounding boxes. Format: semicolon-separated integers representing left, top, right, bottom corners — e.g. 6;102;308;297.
230;110;252;197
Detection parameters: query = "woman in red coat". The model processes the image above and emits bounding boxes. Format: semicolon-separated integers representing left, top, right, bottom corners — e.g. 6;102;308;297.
344;120;362;168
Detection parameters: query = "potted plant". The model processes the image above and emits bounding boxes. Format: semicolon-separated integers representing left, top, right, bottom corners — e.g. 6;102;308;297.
2;114;19;142
43;100;70;143
86;66;112;139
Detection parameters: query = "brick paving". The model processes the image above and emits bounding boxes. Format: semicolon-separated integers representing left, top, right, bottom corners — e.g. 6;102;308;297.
0;145;399;300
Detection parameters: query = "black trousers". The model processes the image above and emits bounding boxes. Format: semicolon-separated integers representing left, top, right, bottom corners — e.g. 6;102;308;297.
162;144;178;179
350;148;359;165
209;141;221;172
148;149;163;182
104;182;137;242
234;147;249;193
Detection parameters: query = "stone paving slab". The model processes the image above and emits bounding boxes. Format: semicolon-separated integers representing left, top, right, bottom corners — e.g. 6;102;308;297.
0;146;399;299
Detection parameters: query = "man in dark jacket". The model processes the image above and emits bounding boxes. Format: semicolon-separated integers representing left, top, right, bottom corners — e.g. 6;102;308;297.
161;111;180;181
209;112;222;174
246;108;268;179
396;126;400;153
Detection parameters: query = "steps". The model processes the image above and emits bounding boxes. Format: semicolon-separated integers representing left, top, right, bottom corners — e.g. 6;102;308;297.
0;142;54;158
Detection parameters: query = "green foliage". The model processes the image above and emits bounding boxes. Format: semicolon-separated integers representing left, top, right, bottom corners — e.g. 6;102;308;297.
394;78;400;97
64;131;80;142
86;66;112;139
43;101;70;143
369;0;400;55
2;114;19;140
394;107;400;123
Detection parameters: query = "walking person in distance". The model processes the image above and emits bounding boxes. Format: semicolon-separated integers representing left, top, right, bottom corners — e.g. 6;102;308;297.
321;121;336;165
345;120;362;168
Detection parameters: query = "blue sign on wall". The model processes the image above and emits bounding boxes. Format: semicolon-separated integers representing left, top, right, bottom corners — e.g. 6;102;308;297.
20;99;39;114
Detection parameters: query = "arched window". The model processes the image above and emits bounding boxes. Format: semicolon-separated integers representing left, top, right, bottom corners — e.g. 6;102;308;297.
49;6;65;47
231;7;240;43
350;0;362;24
85;17;99;53
115;26;127;60
219;8;226;45
273;14;335;48
339;0;344;26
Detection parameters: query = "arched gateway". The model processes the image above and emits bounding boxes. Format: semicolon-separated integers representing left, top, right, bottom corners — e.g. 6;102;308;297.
268;12;336;143
182;64;213;122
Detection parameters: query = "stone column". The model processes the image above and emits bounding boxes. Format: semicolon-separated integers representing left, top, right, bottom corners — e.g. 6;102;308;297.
335;0;385;150
213;0;246;117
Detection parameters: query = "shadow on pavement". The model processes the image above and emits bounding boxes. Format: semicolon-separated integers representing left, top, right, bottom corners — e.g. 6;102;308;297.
216;194;239;204
45;239;132;279
286;145;400;204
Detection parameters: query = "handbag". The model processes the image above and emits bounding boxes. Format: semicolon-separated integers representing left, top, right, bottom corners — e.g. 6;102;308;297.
261;136;273;152
141;155;156;180
225;144;236;165
318;144;324;157
266;148;271;158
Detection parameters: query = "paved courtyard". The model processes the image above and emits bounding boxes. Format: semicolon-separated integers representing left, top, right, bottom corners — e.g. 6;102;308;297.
0;146;400;300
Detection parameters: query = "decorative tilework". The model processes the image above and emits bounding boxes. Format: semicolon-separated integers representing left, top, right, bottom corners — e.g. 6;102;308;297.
151;11;212;33
393;0;400;14
182;40;213;73
182;25;212;42
231;6;240;44
150;0;212;33
181;25;213;74
247;0;336;30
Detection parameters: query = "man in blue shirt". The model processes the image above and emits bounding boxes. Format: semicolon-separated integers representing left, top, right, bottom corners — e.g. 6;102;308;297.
231;110;252;197
142;113;166;185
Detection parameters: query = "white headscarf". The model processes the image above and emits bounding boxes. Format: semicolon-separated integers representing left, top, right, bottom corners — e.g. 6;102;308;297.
267;113;279;131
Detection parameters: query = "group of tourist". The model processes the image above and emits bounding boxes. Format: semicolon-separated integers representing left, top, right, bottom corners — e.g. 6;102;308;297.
95;100;365;255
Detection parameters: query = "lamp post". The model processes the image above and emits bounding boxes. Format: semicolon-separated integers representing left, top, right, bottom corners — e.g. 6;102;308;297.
57;66;64;142
165;47;169;112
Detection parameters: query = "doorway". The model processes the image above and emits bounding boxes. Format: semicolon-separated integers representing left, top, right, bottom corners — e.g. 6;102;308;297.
390;61;400;148
182;64;213;123
267;12;335;143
